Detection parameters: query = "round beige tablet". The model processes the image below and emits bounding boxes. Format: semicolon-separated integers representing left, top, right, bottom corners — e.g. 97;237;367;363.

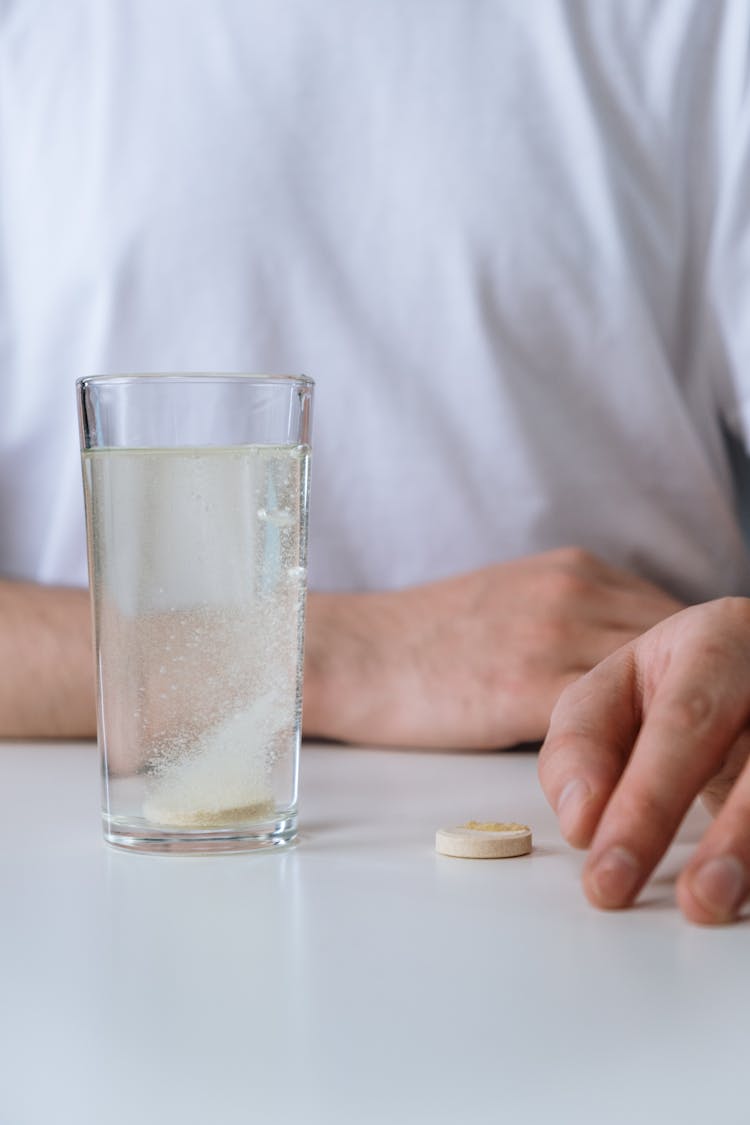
435;821;532;859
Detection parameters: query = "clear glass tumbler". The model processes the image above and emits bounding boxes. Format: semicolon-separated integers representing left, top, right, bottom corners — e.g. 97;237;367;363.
77;373;313;853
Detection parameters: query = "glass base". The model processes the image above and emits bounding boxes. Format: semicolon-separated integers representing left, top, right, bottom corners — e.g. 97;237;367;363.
103;813;297;855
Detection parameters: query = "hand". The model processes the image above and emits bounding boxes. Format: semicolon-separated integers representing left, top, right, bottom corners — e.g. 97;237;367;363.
538;597;750;924
303;547;682;749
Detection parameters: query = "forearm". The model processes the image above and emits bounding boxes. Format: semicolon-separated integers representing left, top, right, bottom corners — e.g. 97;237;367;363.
302;591;386;742
0;580;96;738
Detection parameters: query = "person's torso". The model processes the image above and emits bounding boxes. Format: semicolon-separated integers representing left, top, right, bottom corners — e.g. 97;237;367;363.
1;0;749;602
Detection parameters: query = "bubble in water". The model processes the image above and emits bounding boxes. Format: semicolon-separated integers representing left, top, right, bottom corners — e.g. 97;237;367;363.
258;507;295;528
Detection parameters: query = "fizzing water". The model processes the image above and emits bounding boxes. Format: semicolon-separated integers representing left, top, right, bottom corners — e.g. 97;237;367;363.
82;443;310;851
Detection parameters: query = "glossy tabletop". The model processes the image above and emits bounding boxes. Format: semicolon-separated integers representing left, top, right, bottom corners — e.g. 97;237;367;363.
1;739;748;1125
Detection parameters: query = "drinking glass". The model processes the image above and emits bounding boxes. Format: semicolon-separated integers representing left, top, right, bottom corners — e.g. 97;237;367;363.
77;373;313;853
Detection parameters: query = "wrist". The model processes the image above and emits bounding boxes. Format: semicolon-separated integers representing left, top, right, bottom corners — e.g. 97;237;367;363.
301;590;386;741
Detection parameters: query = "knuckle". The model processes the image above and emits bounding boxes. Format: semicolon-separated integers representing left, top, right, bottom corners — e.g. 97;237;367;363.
551;545;597;570
543;566;591;607
657;687;718;735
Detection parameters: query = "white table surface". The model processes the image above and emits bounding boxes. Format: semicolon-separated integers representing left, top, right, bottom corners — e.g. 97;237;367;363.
1;738;748;1125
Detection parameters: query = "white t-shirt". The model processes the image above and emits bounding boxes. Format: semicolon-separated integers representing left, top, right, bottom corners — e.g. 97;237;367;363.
1;0;749;603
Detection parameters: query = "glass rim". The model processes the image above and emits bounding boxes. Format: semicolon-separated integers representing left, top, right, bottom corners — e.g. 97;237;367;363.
76;372;314;389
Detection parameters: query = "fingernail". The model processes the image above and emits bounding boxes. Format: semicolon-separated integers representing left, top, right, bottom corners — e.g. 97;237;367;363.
588;846;641;908
689;856;747;921
557;779;592;840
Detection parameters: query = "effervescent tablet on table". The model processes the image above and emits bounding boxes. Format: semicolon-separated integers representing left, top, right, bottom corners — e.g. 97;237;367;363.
435;821;532;859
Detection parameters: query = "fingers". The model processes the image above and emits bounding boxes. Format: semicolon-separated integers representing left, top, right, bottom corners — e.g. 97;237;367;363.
572;621;665;673
551;556;683;661
550;546;684;610
538;645;641;848
542;598;750;922
677;763;750;923
700;730;750;817
579;579;683;636
580;657;748;912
